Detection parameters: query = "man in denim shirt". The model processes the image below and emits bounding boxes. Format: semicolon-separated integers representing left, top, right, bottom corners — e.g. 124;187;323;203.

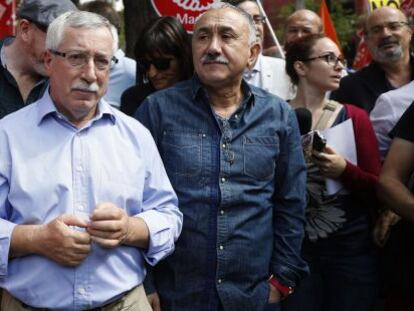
136;3;308;310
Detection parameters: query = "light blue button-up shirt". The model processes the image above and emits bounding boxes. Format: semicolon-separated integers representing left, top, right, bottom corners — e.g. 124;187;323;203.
0;90;182;310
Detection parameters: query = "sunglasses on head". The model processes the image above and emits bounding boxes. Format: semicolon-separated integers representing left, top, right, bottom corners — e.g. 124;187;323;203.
139;58;173;71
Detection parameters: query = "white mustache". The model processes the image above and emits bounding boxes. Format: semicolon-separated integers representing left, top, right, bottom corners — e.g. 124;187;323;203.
72;80;99;92
201;54;229;65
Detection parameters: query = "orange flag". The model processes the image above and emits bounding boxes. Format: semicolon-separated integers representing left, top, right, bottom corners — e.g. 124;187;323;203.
319;0;342;52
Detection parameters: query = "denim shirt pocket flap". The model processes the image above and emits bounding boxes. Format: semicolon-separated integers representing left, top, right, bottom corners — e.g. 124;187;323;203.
243;135;279;180
161;131;202;176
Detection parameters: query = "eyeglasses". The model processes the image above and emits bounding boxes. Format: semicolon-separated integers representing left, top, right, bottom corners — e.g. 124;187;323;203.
252;14;266;24
138;58;173;71
367;21;409;36
50;50;118;70
302;52;345;67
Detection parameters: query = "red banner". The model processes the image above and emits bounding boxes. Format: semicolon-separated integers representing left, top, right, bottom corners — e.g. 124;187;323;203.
151;0;217;33
352;36;372;70
0;0;15;39
401;0;414;19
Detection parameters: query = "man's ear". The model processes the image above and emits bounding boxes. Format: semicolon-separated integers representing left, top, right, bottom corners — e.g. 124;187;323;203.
247;41;261;69
19;19;32;43
44;50;53;76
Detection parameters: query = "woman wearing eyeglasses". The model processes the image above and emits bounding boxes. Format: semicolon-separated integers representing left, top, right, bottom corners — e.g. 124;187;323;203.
120;16;193;116
282;34;381;311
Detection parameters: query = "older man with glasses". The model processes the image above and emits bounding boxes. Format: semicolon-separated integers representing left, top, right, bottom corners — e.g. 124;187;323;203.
0;0;77;119
0;10;183;310
224;0;294;100
330;6;413;113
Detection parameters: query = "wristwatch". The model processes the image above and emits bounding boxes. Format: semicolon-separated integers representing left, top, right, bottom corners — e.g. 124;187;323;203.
268;276;294;299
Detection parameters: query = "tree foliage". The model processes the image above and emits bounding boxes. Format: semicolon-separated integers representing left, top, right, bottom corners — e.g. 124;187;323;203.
273;0;359;49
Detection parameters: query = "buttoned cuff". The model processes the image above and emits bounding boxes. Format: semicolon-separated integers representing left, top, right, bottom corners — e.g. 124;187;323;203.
0;219;16;276
137;210;178;266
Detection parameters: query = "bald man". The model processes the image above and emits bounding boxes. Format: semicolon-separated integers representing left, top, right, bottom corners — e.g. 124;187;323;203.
284;9;323;46
331;6;413;113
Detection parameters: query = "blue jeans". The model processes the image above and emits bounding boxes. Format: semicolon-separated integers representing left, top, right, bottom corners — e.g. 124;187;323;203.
282;224;378;311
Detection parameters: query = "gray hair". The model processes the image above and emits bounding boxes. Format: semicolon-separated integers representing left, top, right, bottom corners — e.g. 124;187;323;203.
206;2;257;45
46;11;116;54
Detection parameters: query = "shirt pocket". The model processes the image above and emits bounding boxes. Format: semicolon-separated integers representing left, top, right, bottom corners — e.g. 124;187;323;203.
161;131;202;176
243;135;279;180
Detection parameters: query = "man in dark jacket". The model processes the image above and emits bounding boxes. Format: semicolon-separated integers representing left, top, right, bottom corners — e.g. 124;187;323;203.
0;0;76;119
330;6;413;113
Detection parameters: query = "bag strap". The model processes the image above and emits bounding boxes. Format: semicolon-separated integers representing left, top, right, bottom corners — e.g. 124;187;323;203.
314;100;340;130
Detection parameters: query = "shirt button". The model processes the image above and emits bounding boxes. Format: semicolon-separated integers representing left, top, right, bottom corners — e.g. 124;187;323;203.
220;210;224;215
235;114;238;119
76;166;83;172
221;177;226;183
222;144;226;149
219;245;224;250
218;278;222;284
77;287;86;295
78;205;85;211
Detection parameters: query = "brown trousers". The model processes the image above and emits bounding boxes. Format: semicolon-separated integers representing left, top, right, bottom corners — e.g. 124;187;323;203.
1;284;151;311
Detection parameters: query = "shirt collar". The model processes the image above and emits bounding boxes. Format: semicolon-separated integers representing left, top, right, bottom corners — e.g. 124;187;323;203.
37;87;116;126
0;37;15;69
190;74;255;107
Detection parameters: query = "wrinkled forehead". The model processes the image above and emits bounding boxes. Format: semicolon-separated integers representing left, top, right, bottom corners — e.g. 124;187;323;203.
58;26;114;53
194;8;248;34
287;16;319;31
367;8;407;27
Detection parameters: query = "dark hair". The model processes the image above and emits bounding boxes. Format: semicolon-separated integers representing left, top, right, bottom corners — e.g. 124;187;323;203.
285;33;325;85
80;1;120;33
134;16;193;86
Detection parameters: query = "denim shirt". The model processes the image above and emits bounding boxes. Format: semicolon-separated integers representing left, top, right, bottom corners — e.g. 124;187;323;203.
136;76;308;311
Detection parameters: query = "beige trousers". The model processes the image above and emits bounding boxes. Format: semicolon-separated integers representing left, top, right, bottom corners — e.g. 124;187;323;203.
1;284;152;311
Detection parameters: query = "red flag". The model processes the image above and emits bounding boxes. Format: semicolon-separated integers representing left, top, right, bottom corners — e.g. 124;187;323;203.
401;0;414;20
352;35;372;70
319;0;342;51
0;0;15;39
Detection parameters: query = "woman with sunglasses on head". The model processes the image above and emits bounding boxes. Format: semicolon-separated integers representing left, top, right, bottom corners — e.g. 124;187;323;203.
282;34;381;311
120;16;193;116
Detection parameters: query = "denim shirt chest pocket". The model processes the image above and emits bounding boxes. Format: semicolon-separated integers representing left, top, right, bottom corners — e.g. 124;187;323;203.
160;131;203;176
243;135;279;180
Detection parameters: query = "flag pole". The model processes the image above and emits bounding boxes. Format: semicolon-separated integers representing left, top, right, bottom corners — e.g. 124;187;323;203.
254;0;285;59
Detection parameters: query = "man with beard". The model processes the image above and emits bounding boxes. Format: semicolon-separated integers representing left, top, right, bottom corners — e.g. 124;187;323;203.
0;0;76;119
330;6;413;113
136;3;308;310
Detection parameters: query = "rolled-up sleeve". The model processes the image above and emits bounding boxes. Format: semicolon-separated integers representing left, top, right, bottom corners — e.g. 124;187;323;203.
137;130;182;266
271;105;309;287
